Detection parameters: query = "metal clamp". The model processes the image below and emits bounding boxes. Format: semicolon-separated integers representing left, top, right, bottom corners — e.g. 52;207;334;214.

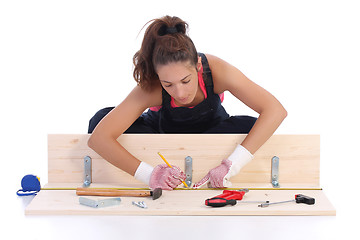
83;156;92;187
185;156;193;187
271;156;280;188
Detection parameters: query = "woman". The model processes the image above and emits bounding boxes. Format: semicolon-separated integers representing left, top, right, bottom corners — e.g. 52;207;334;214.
87;16;287;190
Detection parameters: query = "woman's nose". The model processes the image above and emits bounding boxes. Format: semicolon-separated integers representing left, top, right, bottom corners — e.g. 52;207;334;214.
174;86;186;98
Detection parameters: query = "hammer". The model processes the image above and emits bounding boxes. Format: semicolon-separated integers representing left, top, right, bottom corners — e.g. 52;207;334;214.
76;188;162;200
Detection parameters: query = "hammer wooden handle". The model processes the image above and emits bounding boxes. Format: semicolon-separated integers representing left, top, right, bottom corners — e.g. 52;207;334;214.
76;188;152;197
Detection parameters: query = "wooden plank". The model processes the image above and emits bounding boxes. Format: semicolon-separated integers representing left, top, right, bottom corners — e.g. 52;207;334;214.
38;134;330;216
42;182;321;190
48;134;320;187
25;189;335;216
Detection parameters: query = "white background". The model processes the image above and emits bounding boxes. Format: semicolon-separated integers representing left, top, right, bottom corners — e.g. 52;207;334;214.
1;0;359;239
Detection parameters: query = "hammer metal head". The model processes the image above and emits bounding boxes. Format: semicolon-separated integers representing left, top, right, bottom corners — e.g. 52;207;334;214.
151;188;162;200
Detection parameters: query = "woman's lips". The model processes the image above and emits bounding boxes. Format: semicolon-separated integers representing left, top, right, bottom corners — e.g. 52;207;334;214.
179;97;188;103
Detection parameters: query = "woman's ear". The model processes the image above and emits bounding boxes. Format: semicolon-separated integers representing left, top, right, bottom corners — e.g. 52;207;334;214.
197;56;202;71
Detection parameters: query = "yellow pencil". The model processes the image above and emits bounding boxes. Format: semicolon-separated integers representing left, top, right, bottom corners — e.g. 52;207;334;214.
157;152;189;188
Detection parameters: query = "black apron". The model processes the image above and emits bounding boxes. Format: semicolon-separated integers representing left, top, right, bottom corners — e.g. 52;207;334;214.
88;53;256;134
152;53;229;133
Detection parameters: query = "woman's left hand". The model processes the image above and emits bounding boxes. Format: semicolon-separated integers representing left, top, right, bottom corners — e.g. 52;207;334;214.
193;144;253;188
192;159;233;188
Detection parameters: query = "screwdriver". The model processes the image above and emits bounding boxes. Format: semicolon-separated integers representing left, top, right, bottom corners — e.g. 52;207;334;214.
258;194;315;208
205;198;269;207
205;197;237;207
204;189;247;207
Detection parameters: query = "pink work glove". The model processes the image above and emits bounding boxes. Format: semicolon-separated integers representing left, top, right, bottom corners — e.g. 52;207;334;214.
149;164;186;190
193;159;232;188
193;145;253;189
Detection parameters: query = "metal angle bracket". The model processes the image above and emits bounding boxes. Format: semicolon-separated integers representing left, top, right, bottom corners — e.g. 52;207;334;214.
79;197;121;208
185;156;193;187
83;156;92;187
271;156;280;188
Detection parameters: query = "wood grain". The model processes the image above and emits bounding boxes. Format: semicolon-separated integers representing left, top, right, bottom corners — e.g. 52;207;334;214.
48;134;320;187
25;189;335;216
25;134;334;216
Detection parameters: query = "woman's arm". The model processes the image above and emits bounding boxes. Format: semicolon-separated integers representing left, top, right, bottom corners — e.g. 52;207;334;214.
207;54;287;154
87;85;162;175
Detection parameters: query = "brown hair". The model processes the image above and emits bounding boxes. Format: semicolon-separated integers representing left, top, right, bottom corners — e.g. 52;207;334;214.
133;16;198;91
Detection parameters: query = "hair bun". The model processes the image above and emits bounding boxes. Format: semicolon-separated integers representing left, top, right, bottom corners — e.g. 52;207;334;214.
166;27;178;34
159;24;184;36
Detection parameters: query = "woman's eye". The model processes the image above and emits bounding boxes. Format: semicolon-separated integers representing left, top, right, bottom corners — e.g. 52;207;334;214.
182;80;190;84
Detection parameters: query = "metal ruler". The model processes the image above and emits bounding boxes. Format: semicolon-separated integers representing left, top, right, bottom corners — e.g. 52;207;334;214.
42;187;322;191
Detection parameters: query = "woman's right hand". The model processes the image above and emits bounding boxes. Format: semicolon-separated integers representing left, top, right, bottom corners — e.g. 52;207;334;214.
149;164;186;190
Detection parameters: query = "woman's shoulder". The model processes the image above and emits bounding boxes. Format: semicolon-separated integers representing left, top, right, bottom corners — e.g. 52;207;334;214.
204;53;256;96
201;53;229;94
201;53;230;77
202;53;223;67
128;83;163;108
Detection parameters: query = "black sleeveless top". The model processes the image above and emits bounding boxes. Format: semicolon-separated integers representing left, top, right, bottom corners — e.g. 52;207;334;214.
154;53;229;133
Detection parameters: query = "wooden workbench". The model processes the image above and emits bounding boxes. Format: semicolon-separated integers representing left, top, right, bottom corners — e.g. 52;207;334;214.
25;134;335;215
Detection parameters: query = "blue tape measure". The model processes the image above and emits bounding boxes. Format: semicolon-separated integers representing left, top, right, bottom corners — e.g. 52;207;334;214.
16;174;41;196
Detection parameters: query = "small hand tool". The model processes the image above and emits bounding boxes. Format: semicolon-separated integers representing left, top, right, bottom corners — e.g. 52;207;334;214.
16;174;41;196
238;201;270;204
76;187;162;200
206;198;237;207
258;194;315;208
212;189;249;200
132;201;148;209
205;189;250;207
205;198;269;207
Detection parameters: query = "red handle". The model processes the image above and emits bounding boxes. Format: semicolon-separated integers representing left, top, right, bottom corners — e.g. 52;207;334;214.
205;198;237;207
213;190;245;200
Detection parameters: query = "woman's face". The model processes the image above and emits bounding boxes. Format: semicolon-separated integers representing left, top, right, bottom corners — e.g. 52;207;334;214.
156;60;201;107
